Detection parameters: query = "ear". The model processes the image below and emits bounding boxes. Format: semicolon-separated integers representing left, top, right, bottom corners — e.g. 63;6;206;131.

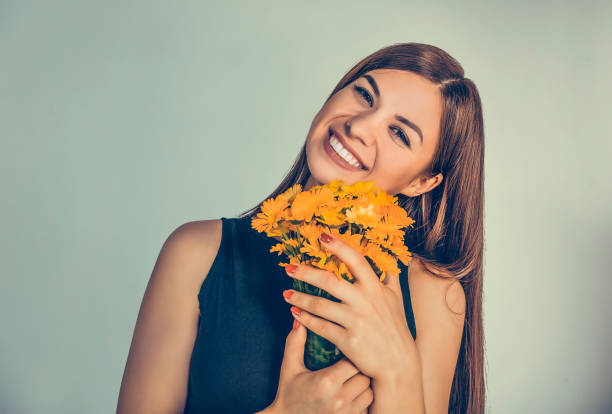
397;172;443;197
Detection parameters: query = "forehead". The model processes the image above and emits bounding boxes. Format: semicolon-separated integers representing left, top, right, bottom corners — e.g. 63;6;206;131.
362;69;441;115
359;69;443;146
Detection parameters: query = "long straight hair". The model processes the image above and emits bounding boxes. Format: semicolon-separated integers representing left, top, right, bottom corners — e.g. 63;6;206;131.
239;42;485;414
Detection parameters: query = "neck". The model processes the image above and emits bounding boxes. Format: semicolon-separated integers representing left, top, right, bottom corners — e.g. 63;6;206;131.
303;174;319;192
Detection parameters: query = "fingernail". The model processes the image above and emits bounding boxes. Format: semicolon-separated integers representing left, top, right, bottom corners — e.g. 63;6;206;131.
282;290;293;299
293;319;300;330
285;264;298;274
290;306;302;316
320;232;333;243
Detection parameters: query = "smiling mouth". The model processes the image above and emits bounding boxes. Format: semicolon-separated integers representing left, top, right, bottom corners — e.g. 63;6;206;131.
327;127;368;170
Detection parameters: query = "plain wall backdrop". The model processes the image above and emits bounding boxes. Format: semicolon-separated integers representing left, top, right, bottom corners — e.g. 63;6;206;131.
1;1;611;413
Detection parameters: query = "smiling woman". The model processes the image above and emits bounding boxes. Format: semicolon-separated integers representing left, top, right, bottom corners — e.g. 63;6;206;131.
117;42;484;414
304;68;446;198
241;42;485;413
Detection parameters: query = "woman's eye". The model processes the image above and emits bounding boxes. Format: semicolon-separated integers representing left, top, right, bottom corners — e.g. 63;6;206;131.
391;126;411;148
353;85;373;106
353;84;410;148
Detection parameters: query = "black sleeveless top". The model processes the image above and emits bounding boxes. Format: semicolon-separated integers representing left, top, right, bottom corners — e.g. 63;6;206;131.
183;216;417;413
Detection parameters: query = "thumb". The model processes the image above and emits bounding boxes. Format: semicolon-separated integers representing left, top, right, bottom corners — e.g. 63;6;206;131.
279;318;307;378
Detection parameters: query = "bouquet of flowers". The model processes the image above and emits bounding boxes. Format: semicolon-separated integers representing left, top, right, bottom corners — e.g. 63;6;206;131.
251;179;415;370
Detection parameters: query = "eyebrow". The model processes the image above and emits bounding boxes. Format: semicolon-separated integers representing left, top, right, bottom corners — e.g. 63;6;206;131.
363;74;424;145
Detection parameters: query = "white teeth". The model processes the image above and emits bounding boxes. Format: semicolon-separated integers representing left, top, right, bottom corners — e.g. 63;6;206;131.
329;134;362;168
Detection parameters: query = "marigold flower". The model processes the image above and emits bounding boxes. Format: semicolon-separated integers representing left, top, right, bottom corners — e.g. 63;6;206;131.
251;179;414;283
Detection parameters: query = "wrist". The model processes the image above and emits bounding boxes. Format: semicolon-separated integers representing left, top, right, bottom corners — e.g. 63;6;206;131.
371;362;425;414
375;357;422;388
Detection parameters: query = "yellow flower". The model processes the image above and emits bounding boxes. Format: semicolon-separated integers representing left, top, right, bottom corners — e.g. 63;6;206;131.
297;221;323;247
289;192;318;221
279;184;302;204
300;242;330;267
333;227;366;252
344;180;377;197
317;207;345;226
363;242;400;281
327;178;344;194
252;196;289;235
369;188;397;206
345;203;381;228
252;179;414;285
387;204;416;228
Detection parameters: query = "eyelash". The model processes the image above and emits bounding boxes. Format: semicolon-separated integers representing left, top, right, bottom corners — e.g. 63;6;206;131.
353;85;411;148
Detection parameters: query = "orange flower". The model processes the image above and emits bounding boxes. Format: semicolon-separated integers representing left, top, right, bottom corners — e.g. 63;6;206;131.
345;203;381;228
289;192;318;222
317;207;345;227
251;178;414;284
252;197;289;237
279;184;302;204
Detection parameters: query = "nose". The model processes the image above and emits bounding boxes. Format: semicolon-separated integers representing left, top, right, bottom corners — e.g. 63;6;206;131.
344;116;377;147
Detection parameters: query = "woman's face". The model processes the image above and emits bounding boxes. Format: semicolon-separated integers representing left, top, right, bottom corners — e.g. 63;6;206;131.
304;68;444;196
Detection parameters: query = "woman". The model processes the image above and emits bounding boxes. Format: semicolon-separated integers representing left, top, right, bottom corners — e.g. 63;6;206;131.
117;42;485;414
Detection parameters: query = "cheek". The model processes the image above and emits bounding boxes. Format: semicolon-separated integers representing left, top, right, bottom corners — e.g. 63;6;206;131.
306;108;332;145
376;148;417;180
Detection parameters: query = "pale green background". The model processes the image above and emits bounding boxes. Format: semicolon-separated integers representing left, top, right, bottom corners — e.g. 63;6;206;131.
1;1;611;413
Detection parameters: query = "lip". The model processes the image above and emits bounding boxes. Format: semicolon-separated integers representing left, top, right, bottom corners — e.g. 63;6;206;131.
327;127;368;170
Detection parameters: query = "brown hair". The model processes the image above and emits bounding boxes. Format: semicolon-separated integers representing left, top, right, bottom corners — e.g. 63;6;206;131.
238;42;485;413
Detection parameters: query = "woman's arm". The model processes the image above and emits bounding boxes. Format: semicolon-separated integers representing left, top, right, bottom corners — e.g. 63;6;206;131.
368;264;466;413
368;270;465;413
116;219;223;414
412;267;466;413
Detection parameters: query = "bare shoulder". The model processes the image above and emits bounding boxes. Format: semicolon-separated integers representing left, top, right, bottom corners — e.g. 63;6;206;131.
164;219;223;277
407;257;466;319
152;218;224;301
165;218;223;259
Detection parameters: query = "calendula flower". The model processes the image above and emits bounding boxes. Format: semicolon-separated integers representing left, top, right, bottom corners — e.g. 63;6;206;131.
252;197;289;237
281;184;302;202
345;203;381;228
252;179;414;283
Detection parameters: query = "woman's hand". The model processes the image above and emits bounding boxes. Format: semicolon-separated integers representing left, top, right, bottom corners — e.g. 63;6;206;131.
282;231;420;384
262;319;373;414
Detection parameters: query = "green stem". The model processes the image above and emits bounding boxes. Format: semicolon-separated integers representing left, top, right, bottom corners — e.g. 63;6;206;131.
295;224;304;262
292;277;344;370
279;226;298;259
279;226;289;242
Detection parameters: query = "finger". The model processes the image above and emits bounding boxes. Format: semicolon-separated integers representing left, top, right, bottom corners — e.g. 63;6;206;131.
382;270;402;296
334;374;370;414
279;317;307;377
340;372;371;399
290;305;344;349
285;264;364;308
320;356;360;383
319;231;379;290
283;289;353;328
351;386;374;413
